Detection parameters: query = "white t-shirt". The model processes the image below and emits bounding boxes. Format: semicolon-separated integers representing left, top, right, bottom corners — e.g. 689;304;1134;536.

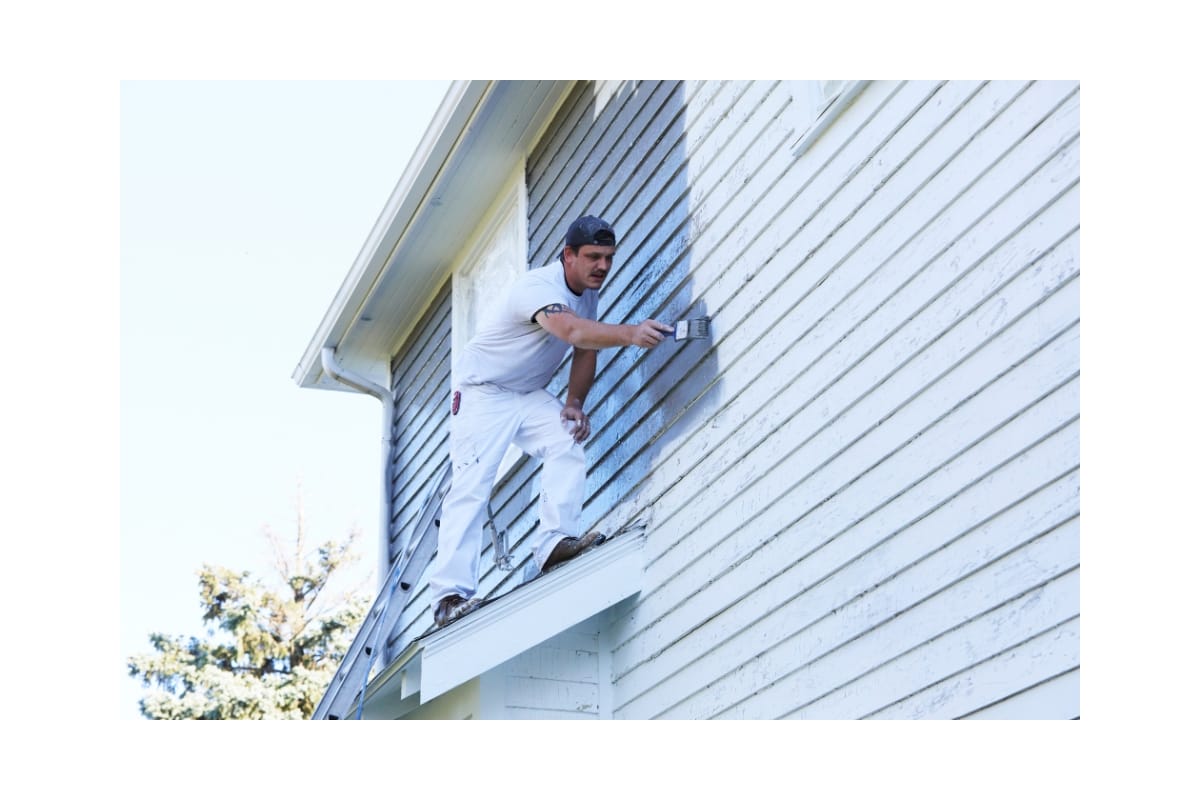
456;262;599;393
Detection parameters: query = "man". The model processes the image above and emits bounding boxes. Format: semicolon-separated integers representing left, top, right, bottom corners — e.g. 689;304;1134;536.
429;215;673;627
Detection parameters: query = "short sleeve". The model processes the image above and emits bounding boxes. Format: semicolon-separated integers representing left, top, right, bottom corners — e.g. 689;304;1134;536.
510;270;570;324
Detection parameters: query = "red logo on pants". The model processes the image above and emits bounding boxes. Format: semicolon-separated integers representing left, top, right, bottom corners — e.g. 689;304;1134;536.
452;390;461;415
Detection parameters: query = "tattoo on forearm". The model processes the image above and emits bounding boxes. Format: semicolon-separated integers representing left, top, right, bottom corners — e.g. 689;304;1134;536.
533;303;572;323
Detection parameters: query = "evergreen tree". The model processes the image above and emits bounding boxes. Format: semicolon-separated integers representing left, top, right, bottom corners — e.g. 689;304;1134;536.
128;498;370;719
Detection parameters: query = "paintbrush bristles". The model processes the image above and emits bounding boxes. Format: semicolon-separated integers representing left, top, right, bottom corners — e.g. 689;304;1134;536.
673;317;711;341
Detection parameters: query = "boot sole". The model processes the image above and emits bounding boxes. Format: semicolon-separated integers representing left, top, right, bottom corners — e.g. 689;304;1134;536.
541;533;608;575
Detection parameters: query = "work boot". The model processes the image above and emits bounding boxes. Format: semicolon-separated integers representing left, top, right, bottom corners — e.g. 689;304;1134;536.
541;531;607;573
433;594;480;628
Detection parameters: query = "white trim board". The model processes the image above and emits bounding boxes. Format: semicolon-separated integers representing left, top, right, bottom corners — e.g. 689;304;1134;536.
375;529;645;705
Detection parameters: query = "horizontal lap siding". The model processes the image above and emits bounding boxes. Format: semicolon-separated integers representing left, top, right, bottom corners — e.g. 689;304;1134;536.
527;80;1079;718
383;280;452;648
431;80;714;602
499;628;602;719
378;82;708;648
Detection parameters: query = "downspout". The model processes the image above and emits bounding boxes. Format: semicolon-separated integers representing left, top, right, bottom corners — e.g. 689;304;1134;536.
321;346;393;589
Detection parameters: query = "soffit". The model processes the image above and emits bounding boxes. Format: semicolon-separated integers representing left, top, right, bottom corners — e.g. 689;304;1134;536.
294;80;576;391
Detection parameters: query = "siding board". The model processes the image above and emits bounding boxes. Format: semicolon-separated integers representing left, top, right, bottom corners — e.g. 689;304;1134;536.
389;329;449;457
615;444;1081;716
389;381;451;525
560;82;785;391
580;82;1070;532
772;569;1081;720
382;280;452;634
527;80;651;255
611;317;1081;701
619;82;1070;719
630;387;1080;720
633;235;1080;591
690;525;1080;719
867;624;1081;719
957;666;1081;720
389;433;449;547
572;81;950;507
388;283;453;556
541;81;683;237
503;675;600;715
548;82;800;515
516;80;1079;717
582;82;769;327
595;107;1084;575
364;79;1079;717
526;83;591;194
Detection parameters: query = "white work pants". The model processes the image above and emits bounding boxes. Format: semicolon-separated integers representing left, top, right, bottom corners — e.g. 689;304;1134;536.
428;384;585;605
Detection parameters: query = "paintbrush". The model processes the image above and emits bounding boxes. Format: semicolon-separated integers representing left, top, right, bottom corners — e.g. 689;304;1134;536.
672;317;711;341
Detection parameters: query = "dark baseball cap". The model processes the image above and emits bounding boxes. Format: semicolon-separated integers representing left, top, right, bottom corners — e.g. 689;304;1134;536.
564;215;616;248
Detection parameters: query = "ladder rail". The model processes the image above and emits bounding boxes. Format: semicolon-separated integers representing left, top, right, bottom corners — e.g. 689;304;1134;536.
312;460;451;720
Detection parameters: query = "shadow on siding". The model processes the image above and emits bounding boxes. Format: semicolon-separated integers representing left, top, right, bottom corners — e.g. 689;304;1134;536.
535;81;723;533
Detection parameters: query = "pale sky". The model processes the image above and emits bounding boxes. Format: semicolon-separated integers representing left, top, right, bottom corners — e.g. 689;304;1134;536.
119;80;452;719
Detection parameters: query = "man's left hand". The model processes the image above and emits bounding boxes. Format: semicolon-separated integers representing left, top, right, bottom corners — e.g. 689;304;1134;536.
561;404;591;443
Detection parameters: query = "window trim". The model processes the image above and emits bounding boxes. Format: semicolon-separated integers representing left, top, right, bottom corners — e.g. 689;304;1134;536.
790;80;870;157
449;164;529;484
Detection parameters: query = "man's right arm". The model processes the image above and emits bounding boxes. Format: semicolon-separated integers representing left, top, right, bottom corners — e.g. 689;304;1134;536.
534;304;672;350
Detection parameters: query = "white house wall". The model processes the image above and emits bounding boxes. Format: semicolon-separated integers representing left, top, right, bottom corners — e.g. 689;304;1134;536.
377;80;1080;718
522;80;1080;719
382;281;452;660
482;622;604;720
386;282;451;558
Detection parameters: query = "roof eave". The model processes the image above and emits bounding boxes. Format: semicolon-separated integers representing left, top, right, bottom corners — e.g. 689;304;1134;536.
292;80;578;392
291;80;487;391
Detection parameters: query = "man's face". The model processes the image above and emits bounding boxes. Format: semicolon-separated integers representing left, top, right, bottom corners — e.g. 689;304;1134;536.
563;244;616;293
